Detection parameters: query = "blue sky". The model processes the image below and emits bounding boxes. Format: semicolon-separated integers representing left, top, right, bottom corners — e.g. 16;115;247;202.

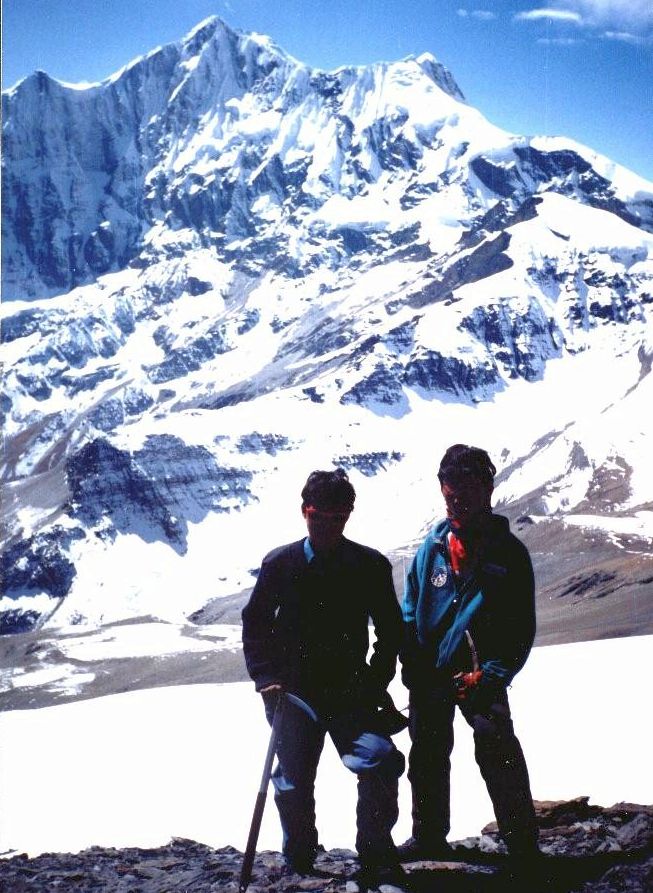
3;0;652;180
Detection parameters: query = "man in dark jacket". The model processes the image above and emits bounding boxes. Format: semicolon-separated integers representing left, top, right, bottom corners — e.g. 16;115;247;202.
399;444;539;863
242;469;406;887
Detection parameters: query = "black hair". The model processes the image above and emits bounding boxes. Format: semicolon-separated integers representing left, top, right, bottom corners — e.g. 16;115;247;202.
437;444;496;488
301;468;356;510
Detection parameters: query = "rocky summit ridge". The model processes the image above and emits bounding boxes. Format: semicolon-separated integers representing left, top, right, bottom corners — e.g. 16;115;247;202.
1;799;651;892
1;16;652;637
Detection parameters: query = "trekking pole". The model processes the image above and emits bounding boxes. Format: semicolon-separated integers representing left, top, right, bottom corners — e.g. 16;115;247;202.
239;691;285;893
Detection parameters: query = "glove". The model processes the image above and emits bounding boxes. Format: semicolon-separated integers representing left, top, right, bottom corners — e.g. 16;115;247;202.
260;684;284;716
453;670;483;702
372;691;409;736
457;672;507;715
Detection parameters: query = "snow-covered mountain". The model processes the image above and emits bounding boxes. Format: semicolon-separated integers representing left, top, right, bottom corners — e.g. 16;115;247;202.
1;16;652;635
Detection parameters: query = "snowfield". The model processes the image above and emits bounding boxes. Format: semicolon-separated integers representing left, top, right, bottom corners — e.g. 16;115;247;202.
0;634;650;858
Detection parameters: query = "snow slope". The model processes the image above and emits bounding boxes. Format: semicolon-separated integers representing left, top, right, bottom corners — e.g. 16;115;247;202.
0;635;650;858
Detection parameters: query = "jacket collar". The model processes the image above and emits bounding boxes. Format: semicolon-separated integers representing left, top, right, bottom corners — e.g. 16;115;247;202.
430;514;510;547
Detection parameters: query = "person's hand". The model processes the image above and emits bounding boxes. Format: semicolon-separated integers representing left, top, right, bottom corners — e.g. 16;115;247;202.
374;690;409;735
453;670;483;701
260;683;284;715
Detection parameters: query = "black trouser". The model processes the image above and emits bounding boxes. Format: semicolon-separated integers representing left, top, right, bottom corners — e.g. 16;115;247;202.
408;683;538;851
264;695;405;868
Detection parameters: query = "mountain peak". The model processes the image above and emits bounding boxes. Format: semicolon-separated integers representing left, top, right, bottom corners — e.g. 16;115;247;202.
411;51;466;102
179;14;235;57
1;15;652;635
183;14;224;40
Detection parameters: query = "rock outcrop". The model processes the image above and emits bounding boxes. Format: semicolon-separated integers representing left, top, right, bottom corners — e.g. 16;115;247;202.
1;799;651;892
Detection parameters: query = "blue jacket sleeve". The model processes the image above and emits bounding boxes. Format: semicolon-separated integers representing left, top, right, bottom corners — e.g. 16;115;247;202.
401;549;425;689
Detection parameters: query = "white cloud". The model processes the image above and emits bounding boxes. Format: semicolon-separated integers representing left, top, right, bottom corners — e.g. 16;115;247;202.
515;8;584;24
457;8;496;20
601;30;649;45
515;2;653;35
537;36;584;44
569;1;653;29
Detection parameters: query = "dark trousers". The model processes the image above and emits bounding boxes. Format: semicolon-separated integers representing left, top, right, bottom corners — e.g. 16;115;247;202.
408;684;538;851
264;696;405;867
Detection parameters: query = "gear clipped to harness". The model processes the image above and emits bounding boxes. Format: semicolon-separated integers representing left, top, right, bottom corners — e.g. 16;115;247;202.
453;629;483;701
453;669;483;700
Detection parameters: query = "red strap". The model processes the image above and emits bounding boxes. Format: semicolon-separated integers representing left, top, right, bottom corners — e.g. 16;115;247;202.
448;531;468;575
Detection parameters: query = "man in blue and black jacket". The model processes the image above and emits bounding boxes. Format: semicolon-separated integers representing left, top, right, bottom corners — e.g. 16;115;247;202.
242;469;406;888
399;444;539;863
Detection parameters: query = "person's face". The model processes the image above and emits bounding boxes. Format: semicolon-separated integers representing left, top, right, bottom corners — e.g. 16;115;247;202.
302;504;351;551
441;476;493;530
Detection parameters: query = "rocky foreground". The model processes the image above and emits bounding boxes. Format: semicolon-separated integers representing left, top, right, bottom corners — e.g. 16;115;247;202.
2;798;651;892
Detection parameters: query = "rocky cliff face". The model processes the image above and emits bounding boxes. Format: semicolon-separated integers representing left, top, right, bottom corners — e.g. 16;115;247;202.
1;18;466;301
0;799;650;892
2;16;652;634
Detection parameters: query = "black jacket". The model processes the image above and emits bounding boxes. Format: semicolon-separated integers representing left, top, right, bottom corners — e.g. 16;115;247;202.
242;537;402;716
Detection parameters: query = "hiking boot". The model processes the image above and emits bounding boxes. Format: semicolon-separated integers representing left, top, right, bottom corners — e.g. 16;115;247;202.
283;859;314;875
283;851;316;875
507;846;543;872
353;862;409;891
396;836;454;862
498;852;545;888
282;841;327;875
505;834;541;861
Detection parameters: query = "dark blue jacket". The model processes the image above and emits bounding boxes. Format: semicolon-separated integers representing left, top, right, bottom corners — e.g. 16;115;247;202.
402;515;535;691
242;537;402;716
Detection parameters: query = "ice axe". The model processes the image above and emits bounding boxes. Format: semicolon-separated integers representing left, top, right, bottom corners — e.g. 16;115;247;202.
454;630;483;699
239;691;319;893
